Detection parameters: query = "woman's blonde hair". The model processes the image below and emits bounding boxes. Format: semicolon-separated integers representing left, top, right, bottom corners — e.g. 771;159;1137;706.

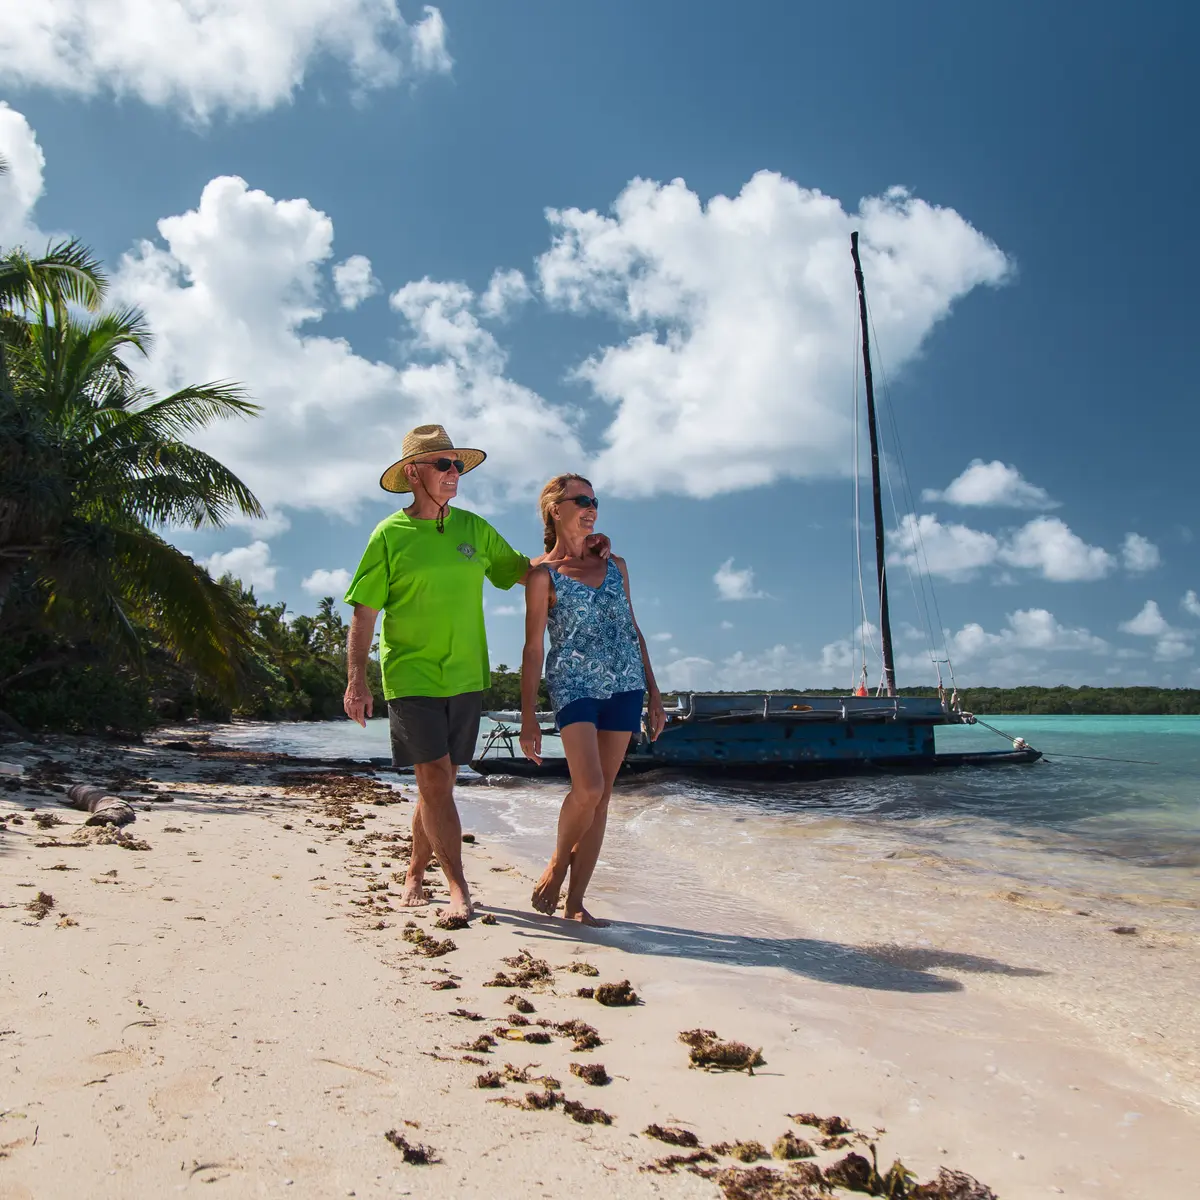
538;473;593;551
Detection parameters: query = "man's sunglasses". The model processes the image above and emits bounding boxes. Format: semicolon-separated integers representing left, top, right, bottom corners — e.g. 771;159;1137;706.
568;495;599;509
418;458;465;473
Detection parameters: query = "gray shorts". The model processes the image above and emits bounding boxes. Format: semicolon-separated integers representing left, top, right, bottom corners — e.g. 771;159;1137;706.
387;692;483;768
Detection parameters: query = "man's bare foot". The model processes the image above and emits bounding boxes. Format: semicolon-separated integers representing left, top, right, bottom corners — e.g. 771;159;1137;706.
565;907;609;928
531;864;564;915
399;877;430;907
444;890;474;920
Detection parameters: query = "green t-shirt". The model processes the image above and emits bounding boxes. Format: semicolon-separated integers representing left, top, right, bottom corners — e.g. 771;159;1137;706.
343;507;529;700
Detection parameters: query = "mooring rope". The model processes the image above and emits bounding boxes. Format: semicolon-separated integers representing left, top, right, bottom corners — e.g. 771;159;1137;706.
966;715;1158;765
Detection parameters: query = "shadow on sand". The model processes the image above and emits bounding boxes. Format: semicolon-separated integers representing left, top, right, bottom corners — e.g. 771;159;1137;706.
485;907;1049;994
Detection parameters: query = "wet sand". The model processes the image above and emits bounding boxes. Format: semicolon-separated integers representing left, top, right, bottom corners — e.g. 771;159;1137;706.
0;731;1193;1198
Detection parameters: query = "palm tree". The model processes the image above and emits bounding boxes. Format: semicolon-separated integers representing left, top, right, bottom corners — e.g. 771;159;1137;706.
0;257;267;698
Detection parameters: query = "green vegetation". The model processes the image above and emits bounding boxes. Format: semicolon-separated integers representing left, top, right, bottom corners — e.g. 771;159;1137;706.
0;218;393;735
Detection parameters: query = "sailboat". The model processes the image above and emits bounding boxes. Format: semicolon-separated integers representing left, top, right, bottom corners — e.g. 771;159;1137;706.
471;234;1042;778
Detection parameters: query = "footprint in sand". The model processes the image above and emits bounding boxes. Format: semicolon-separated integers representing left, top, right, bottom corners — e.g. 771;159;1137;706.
149;1067;224;1124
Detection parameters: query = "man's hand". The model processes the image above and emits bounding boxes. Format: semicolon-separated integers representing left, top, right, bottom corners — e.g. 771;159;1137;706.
519;718;542;765
647;691;666;741
344;679;374;728
585;532;611;559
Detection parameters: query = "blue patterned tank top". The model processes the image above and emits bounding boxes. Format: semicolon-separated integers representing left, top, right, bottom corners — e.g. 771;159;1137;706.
544;558;646;711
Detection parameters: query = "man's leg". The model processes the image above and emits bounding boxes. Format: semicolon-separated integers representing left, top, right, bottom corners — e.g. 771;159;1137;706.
563;730;631;926
400;802;433;906
412;754;473;918
531;722;605;915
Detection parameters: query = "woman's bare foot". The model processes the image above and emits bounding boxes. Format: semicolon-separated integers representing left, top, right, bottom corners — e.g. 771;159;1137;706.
531;863;564;915
565;907;609;928
444;888;474;920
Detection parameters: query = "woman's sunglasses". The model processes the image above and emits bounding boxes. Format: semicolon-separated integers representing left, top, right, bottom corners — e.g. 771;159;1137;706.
568;495;599;509
419;458;465;473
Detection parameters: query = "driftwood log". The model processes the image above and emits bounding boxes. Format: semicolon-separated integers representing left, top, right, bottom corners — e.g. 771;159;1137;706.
64;784;136;827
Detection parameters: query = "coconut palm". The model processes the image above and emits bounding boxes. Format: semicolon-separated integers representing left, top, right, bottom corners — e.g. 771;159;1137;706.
0;260;266;697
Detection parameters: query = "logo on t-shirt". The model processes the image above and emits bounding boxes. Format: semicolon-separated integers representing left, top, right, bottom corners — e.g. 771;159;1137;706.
457;542;477;560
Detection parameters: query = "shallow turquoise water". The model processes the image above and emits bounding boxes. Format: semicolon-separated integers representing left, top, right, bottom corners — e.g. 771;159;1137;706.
215;714;1199;904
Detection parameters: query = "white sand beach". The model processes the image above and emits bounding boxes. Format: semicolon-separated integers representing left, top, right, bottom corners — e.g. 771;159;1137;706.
1;731;1194;1199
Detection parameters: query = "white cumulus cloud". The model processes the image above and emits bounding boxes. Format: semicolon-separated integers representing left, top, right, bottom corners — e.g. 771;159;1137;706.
921;459;1056;509
1183;590;1200;620
537;174;1010;498
889;513;999;581
203;541;276;591
998;517;1113;583
479;267;532;319
301;567;351;596
1119;600;1194;662
650;632;673;642
1121;533;1160;574
945;608;1107;660
0;102;47;248
714;558;765;601
0;1;452;122
1120;600;1169;637
111;174;582;520
332;255;380;310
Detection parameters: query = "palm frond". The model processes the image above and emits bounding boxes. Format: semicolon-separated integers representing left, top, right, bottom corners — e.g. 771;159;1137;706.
107;525;258;694
0;240;106;314
128;382;261;434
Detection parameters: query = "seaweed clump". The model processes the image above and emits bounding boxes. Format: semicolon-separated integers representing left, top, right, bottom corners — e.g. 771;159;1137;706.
641;1150;718;1176
772;1132;815;1160
434;912;470;931
26;891;55;920
485;949;554;989
567;961;599;976
506;994;535;1013
789;1112;852;1136
462;1035;495;1053
644;1124;700;1148
576;987;595;998
562;1098;613;1125
713;1141;768;1163
551;1018;603;1051
911;1168;997;1199
448;1008;483;1021
594;979;639;1006
429;979;459;991
680;1028;765;1074
384;1130;439;1165
414;936;456;958
714;1165;818;1198
475;1071;503;1088
570;1062;610;1086
824;1153;874;1192
524;1089;560;1111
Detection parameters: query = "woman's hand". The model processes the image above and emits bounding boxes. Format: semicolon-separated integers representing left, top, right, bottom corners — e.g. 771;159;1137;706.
647;691;666;741
519;717;543;765
584;532;611;558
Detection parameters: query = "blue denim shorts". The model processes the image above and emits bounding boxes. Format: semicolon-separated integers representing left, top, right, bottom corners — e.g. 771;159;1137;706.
555;689;644;733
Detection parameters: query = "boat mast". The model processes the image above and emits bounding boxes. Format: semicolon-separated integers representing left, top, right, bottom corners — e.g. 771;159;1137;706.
850;231;896;695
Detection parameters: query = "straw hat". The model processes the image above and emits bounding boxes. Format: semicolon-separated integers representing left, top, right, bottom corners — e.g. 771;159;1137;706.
379;424;487;494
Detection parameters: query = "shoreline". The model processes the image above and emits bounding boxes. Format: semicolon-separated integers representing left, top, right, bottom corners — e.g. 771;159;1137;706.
0;731;1193;1198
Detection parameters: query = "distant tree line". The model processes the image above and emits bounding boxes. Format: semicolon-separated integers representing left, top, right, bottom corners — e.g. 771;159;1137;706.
652;684;1200;716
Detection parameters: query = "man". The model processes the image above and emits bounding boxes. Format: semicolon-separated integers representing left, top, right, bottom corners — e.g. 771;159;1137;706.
343;424;605;920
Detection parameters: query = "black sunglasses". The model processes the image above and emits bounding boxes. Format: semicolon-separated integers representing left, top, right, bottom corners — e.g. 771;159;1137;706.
568;494;599;509
418;457;465;473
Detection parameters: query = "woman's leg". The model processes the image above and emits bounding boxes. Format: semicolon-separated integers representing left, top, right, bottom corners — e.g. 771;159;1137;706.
530;722;605;915
563;730;631;925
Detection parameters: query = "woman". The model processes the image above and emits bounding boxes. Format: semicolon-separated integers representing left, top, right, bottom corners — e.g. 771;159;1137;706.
520;474;666;926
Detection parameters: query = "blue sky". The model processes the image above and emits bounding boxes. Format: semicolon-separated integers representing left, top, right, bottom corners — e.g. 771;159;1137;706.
2;0;1197;688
